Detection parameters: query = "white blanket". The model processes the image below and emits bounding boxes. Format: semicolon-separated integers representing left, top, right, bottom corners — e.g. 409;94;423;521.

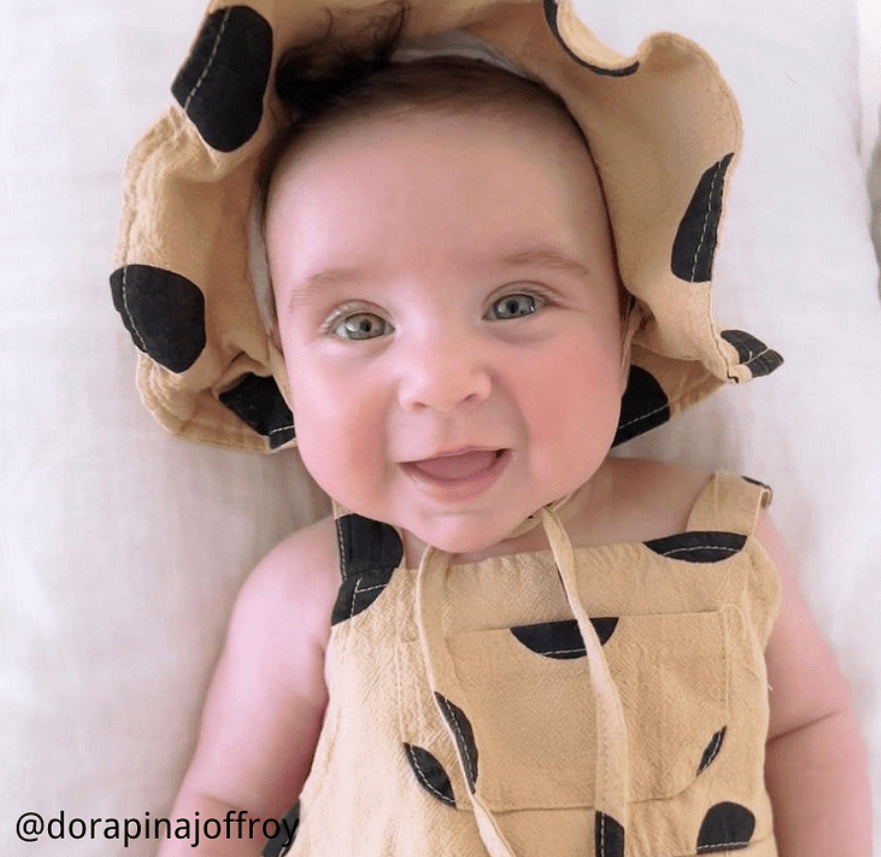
2;0;879;853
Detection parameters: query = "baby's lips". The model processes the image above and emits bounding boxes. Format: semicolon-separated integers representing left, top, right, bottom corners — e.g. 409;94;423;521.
406;449;502;482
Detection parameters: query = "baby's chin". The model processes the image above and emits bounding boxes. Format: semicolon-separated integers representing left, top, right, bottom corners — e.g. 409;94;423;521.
399;509;542;563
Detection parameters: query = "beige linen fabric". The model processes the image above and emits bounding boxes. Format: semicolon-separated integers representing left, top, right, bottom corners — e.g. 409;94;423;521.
287;472;779;856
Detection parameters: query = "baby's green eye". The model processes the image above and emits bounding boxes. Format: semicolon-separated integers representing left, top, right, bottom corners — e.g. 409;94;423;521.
332;312;393;340
486;293;538;320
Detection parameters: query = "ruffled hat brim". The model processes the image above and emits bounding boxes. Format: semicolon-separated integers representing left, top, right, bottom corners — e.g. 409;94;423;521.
111;0;781;452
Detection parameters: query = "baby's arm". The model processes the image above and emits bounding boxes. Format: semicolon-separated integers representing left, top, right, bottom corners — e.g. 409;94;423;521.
158;518;340;857
758;515;872;857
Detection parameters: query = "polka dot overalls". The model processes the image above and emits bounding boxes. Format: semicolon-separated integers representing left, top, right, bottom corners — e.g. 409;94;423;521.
279;472;780;857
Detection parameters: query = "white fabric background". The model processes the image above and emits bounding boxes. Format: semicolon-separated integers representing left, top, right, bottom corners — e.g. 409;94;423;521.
2;0;879;854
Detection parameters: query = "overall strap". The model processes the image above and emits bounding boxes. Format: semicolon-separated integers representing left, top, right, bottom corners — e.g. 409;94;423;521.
686;472;772;536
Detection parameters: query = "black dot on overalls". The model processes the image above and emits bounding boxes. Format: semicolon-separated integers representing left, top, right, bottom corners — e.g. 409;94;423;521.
110;264;206;372
696;802;756;853
171;5;273;152
404;744;456;807
697;727;727;774
644;531;747;563
595;811;625;857
434;694;479;793
511;617;618;658
330;515;403;625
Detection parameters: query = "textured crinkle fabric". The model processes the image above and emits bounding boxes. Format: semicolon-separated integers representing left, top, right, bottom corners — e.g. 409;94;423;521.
277;472;779;857
111;0;781;453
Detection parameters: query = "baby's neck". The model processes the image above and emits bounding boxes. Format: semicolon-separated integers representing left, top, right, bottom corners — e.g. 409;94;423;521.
399;460;617;568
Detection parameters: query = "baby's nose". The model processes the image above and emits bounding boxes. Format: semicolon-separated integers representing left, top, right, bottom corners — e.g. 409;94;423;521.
397;334;492;413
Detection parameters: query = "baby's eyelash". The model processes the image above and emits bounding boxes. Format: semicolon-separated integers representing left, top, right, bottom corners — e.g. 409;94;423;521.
486;285;556;314
319;301;383;335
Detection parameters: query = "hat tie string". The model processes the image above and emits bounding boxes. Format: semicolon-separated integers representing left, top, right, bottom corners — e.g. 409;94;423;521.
414;503;629;857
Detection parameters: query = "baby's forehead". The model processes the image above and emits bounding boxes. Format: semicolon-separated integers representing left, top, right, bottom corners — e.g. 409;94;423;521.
266;99;596;231
262;53;591;213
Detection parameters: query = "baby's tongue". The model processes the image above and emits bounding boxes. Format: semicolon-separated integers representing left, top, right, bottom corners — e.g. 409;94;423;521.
412;450;497;481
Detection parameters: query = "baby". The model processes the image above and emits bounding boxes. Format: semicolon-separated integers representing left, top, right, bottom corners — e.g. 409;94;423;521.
112;2;871;856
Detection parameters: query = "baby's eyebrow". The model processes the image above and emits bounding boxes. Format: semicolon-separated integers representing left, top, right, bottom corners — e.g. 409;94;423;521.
284;246;591;313
499;246;592;280
286;267;364;313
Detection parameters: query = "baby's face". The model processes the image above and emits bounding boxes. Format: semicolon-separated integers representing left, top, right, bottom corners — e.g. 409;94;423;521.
266;106;625;555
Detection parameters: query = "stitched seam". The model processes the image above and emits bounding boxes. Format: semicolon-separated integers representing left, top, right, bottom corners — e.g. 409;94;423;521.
600;813;606;857
734;340;756;362
743;347;770;367
540;647;586;657
618;401;669;431
184;7;231;111
349;575;359;619
697;842;750;853
353;580;385;593
406;746;454;806
660;546;738;557
120;266;146;351
335;519;347;585
268;424;295;435
690;161;721;282
439;697;474;786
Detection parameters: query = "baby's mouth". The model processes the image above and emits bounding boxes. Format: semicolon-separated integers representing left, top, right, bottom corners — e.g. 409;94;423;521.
404;448;507;482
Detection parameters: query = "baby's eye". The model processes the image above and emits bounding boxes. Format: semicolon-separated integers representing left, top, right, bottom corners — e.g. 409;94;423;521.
485;293;540;321
332;312;393;341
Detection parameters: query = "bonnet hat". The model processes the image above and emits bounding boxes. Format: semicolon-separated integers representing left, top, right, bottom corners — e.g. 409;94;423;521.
111;0;782;453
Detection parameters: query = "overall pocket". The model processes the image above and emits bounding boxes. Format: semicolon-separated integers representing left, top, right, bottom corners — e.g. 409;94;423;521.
395;609;730;812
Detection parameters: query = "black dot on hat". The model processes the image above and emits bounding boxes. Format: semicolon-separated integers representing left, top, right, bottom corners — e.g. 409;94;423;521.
671;153;734;283
404;744;457;807
697;802;755;853
614;366;671;445
110;264;206;373
511;617;618;659
330;514;403;624
595;812;625;857
435;694;478;793
171;5;273;152
644;531;747;563
262;801;299;857
721;330;784;378
218;373;294;449
543;0;638;76
697;727;727;774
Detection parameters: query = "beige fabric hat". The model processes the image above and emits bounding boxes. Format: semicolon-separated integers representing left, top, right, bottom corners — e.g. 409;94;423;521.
111;0;782;453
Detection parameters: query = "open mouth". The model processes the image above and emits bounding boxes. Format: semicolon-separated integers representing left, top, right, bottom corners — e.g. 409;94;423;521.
402;448;508;484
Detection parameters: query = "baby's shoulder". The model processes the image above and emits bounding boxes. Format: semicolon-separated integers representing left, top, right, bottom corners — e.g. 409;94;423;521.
607;456;710;509
577;457;713;545
234;515;341;649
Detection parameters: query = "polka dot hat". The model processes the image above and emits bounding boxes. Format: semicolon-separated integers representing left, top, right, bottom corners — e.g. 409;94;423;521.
111;0;782;453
